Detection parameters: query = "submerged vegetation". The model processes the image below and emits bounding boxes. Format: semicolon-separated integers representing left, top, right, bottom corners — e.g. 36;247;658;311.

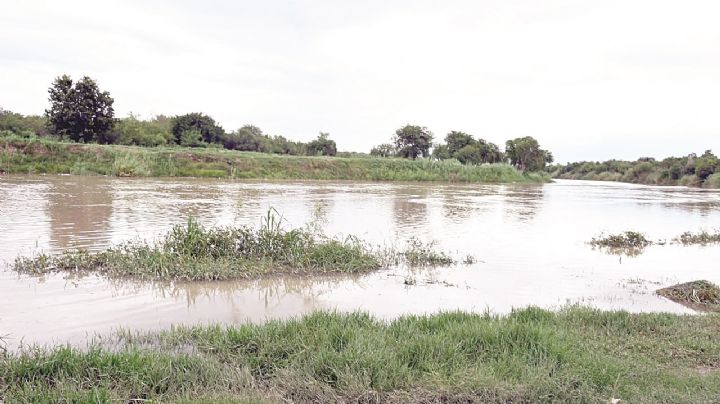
13;216;380;281
674;230;720;245
0;133;549;183
589;231;652;253
2;307;720;402
657;281;720;312
551;150;720;188
12;214;462;281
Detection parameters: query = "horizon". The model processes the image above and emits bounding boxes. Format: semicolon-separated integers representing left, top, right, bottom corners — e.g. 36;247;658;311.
2;0;719;163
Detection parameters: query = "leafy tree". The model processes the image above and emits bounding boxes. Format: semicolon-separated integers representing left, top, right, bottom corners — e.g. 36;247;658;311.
45;75;115;142
695;150;718;180
114;114;173;146
455;140;504;165
370;143;396;158
505;136;553;171
431;144;451;160
179;129;205;147
445;131;476;155
393;125;433;159
0;109;49;136
171;113;225;145
306;132;337;156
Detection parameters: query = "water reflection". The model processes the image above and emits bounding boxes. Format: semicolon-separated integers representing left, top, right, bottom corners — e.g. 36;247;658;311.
47;177;113;250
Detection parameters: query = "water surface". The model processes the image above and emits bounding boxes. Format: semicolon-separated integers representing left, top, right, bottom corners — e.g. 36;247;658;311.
1;175;719;349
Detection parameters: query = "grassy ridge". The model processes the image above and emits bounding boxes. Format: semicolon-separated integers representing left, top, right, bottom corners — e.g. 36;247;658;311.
1;307;719;402
0;134;549;183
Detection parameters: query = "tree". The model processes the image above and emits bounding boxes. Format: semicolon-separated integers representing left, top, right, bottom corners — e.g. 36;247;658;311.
431;144;451;160
370;143;396;158
45;75;115;142
393;125;433;159
171;113;225;145
306;132;337;156
455;140;504;165
505;136;553;171
445;131;476;155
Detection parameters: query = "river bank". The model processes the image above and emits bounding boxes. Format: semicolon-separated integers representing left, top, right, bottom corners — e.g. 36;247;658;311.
0;134;549;183
2;307;718;403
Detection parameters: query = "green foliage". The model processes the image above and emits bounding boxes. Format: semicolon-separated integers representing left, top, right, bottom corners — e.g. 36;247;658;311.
171;113;225;145
455;140;504;165
2;307;720;402
0;134;549;183
306;132;337;156
393;124;433;159
657;280;720;311
505;136;553;171
179;130;206;148
13;216;380;281
0;109;49;136
674;230;720;245
445;131;476;155
45;75;115;143
589;231;652;248
370;143;395;157
114;114;173;146
552;150;720;188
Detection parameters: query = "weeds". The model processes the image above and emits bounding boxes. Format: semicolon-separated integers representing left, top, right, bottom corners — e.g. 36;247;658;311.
1;307;720;402
674;230;720;245
590;231;652;249
13;213;466;281
657;280;720;312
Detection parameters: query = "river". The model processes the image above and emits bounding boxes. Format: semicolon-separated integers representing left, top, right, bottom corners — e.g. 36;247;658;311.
1;175;719;349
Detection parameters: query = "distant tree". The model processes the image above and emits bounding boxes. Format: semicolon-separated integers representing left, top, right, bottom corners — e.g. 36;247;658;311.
240;124;264;137
445;131;476;156
393;125;433;159
431;144;451;160
370;143;396;158
114;114;173;147
171;113;225;145
505;136;553;171
695;150;718;180
0;109;48;135
307;132;337;156
45;75;115;142
455;140;504;165
179;129;205;147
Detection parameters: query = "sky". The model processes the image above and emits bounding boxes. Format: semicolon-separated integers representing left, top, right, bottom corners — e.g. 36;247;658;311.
1;0;719;163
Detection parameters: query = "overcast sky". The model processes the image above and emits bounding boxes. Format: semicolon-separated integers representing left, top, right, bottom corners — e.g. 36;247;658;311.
1;0;719;162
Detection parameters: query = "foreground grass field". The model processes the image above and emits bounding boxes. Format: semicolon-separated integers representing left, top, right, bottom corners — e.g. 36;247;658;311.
1;307;718;403
0;134;549;183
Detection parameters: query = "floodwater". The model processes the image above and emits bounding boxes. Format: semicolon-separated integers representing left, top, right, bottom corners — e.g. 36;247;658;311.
1;175;720;349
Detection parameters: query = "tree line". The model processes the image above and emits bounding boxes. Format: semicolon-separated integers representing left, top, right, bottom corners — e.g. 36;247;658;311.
550;151;720;188
1;74;554;171
371;125;553;171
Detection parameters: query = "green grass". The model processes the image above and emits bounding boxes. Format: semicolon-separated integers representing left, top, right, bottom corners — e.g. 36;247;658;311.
12;216;458;281
1;307;719;402
0;133;550;183
13;216;381;281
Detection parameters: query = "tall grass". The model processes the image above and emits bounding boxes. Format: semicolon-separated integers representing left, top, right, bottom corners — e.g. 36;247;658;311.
13;213;459;281
1;307;719;402
14;216;380;281
0;134;550;183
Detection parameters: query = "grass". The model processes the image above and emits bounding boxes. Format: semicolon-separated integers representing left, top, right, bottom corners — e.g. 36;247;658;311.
0;133;550;183
12;214;459;281
1;306;719;402
13;215;381;281
674;230;720;245
657;281;720;312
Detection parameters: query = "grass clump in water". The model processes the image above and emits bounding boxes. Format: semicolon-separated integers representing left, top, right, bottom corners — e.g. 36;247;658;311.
589;231;652;248
400;238;455;266
674;230;720;245
657;280;720;312
13;214;380;281
2;307;720;402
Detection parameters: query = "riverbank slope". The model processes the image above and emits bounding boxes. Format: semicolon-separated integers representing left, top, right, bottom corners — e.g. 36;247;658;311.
0;135;549;183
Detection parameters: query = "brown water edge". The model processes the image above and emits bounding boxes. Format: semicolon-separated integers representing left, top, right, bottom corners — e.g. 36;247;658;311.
2;175;720;350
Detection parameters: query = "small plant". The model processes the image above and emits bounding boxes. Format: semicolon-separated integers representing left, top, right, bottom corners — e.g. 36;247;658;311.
402;238;455;266
674;230;720;245
589;231;652;248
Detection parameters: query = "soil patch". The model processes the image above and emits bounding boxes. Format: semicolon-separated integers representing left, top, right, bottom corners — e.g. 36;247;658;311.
656;280;720;312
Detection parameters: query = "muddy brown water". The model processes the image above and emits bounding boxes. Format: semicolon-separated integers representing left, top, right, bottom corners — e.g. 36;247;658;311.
1;175;720;349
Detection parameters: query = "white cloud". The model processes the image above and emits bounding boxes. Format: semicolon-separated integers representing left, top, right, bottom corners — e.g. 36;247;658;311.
1;0;719;162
